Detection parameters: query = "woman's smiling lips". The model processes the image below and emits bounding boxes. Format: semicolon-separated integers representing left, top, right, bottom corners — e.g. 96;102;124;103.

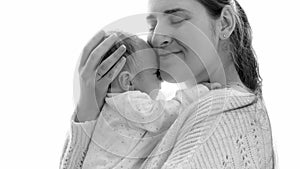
158;51;183;59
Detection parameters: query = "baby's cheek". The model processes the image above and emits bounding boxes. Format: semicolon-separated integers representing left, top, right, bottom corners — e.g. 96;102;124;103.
149;88;160;100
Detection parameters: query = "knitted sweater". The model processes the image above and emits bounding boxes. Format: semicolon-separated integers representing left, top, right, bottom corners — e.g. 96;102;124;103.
60;87;274;169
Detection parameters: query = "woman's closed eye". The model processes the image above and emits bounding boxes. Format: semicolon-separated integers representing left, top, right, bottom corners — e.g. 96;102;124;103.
168;11;190;25
170;15;188;24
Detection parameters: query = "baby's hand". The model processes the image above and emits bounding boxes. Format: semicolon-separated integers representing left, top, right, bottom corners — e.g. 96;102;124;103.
202;82;222;90
175;84;209;106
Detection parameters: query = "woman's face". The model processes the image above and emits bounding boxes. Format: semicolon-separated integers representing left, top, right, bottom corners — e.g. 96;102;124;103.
147;0;221;83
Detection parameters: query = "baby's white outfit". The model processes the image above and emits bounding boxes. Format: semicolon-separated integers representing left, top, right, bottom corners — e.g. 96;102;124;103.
83;84;209;169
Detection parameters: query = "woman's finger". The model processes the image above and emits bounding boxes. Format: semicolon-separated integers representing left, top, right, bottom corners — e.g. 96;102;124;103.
79;30;106;69
94;57;126;111
210;82;222;89
96;57;126;83
96;45;126;77
85;34;120;72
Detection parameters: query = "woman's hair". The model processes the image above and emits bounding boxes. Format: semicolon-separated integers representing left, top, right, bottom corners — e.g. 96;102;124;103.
195;0;262;95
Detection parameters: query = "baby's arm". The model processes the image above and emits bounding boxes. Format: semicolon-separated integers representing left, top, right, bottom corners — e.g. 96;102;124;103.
175;84;211;106
135;98;181;133
106;91;181;133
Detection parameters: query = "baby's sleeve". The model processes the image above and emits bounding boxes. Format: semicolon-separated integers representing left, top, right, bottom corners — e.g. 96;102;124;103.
109;91;181;133
175;84;210;106
139;98;181;133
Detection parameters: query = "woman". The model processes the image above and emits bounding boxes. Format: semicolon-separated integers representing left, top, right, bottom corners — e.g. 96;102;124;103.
60;0;274;168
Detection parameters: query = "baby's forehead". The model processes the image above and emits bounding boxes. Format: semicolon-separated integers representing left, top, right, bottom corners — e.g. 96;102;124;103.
108;31;158;74
131;47;158;72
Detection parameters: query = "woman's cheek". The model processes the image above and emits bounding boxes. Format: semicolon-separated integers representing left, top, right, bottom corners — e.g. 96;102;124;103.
177;22;220;78
187;53;207;77
169;30;202;78
160;55;196;83
179;22;215;58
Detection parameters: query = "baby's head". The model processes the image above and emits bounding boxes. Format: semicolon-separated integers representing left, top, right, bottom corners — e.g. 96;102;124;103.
103;31;162;98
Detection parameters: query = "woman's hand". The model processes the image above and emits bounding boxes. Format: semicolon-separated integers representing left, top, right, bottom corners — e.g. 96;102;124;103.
76;30;126;122
202;82;222;90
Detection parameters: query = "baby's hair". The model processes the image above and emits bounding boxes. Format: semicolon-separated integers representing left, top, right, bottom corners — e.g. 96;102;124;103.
102;31;152;91
102;31;149;73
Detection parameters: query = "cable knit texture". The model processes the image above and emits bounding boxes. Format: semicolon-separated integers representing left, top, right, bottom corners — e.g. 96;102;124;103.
60;113;97;169
141;88;274;169
60;87;274;169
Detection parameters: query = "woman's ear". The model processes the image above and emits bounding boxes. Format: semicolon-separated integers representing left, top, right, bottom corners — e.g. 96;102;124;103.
118;71;133;91
218;5;236;40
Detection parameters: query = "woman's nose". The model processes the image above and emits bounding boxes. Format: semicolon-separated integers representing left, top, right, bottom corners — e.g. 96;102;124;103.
150;33;172;48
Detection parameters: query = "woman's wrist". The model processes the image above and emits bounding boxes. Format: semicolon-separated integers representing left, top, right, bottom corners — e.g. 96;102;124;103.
76;97;100;122
75;106;99;122
74;89;100;121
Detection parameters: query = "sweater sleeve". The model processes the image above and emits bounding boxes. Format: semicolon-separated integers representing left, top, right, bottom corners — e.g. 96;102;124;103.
60;110;97;169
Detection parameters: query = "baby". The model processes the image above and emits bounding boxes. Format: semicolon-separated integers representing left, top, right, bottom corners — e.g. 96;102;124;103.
83;31;212;169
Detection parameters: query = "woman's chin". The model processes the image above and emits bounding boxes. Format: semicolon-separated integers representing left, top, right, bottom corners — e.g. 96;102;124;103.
160;70;185;83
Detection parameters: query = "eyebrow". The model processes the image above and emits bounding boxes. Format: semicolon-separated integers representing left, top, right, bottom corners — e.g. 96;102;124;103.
164;8;188;15
146;8;190;20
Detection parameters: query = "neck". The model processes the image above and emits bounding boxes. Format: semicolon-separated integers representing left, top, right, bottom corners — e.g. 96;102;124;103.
224;62;243;85
216;43;244;86
184;61;243;89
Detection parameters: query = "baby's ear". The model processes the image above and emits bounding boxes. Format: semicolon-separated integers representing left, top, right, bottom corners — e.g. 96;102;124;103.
118;71;133;91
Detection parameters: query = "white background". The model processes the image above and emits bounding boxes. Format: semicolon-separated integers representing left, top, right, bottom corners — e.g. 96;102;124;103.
0;0;299;168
